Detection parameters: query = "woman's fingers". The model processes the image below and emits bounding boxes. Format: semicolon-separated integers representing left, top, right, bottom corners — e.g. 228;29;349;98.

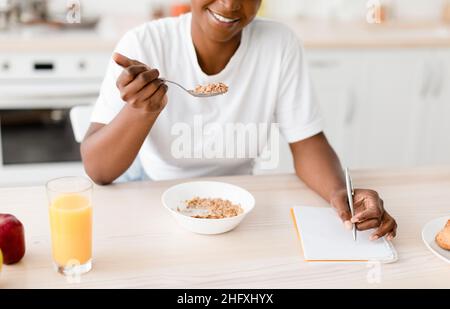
117;65;148;90
126;78;168;111
330;190;352;230
144;84;169;113
117;65;162;109
386;229;397;241
351;206;383;223
123;69;160;95
351;192;384;223
113;54;167;116
356;218;380;231
332;188;397;241
136;79;165;101
370;212;397;240
113;52;142;68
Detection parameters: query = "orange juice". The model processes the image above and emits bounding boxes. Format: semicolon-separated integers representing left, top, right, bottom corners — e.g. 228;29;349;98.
49;194;92;267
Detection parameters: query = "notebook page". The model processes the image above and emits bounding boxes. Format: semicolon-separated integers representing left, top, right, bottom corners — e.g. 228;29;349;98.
292;206;395;261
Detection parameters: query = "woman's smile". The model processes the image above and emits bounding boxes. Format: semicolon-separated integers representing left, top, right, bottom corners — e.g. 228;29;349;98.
206;8;241;28
191;0;261;44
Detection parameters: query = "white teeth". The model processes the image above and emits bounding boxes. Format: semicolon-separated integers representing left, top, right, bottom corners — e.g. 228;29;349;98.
211;11;238;23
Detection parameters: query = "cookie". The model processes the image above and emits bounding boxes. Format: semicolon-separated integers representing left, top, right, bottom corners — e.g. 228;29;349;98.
435;219;450;250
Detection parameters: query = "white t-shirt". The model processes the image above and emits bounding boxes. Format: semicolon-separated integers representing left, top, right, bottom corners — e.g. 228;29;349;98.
90;13;322;181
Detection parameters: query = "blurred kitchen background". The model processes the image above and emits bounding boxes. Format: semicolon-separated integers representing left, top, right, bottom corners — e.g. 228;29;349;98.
1;0;450;186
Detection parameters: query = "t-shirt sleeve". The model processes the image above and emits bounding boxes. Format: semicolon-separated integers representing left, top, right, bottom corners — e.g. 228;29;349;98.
90;31;141;124
275;33;323;144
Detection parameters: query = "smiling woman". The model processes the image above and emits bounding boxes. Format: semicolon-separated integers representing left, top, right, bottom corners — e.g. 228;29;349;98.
192;0;261;38
81;0;397;240
191;0;262;75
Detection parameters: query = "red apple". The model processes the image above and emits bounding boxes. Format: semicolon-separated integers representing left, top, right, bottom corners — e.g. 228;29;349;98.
0;214;26;265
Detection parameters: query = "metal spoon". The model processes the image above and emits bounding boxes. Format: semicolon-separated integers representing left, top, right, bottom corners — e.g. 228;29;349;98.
162;79;227;98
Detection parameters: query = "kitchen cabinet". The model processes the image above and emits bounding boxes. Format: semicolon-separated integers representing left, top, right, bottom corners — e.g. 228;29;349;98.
255;48;450;175
312;48;450;169
309;50;423;169
368;49;450;168
433;50;450;164
412;49;450;166
358;50;429;168
307;50;366;168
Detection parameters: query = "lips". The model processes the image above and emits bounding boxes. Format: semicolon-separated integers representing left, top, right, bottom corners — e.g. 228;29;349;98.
207;8;240;25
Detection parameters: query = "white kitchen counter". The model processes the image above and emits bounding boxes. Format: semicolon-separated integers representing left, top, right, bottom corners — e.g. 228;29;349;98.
285;19;450;49
0;16;144;53
1;18;450;53
0;29;117;53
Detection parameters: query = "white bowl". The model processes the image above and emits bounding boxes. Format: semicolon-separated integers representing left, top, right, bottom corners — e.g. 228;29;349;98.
161;181;255;235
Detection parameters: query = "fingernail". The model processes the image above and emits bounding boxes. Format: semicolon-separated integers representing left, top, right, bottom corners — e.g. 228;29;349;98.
351;217;359;223
370;235;379;241
344;221;353;230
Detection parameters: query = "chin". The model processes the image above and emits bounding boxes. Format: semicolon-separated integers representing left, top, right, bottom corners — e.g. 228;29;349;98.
205;29;240;43
201;17;245;43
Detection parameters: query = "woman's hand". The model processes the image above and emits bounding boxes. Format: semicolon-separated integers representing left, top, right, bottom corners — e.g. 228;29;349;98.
330;189;397;241
113;52;168;117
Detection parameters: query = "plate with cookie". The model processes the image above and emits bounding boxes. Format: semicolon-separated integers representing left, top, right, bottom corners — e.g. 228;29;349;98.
422;216;450;264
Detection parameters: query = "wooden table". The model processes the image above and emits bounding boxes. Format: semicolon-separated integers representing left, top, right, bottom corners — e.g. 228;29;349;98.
1;167;449;288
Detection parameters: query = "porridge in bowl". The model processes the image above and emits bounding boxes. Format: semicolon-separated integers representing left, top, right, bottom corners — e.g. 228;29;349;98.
179;197;244;219
162;181;255;234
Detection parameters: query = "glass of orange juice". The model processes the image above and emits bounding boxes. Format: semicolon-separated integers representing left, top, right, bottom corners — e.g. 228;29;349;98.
46;177;93;276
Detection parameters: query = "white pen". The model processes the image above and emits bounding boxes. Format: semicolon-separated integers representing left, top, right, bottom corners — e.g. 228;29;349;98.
345;168;357;241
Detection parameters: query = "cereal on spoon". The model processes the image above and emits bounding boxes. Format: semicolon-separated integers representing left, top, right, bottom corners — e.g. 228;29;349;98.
193;82;229;96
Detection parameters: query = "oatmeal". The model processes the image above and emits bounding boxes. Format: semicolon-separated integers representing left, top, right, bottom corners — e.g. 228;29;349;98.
193;82;228;95
182;197;243;219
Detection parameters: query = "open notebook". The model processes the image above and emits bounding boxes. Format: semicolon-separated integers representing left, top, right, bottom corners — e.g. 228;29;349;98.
291;206;397;263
